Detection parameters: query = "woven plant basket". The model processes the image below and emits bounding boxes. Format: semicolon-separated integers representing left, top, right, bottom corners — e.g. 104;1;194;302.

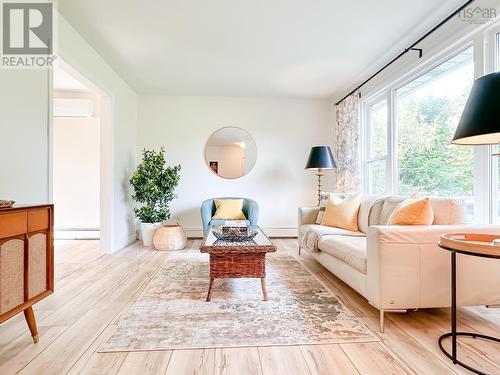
153;224;187;251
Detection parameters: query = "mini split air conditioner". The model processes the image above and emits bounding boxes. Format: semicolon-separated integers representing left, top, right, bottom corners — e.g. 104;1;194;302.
53;98;94;118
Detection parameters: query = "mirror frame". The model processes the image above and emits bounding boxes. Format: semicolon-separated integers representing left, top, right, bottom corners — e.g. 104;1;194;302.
204;126;257;180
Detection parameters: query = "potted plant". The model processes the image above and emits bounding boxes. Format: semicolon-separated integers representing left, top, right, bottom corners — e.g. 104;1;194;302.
130;148;181;246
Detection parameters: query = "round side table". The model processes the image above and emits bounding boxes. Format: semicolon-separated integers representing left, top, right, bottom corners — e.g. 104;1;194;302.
438;233;500;375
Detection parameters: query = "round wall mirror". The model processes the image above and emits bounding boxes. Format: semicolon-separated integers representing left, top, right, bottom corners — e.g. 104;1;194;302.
204;126;257;179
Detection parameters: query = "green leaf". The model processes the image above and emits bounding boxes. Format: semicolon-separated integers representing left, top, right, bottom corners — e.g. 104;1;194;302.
130;147;181;222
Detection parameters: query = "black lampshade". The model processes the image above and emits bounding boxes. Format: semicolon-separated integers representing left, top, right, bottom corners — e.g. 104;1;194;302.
452;72;500;145
305;146;336;170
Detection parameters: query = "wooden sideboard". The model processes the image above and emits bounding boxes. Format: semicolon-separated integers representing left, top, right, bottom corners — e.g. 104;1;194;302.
0;204;54;343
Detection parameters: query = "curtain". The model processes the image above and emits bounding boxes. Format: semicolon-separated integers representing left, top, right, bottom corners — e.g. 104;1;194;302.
333;91;361;192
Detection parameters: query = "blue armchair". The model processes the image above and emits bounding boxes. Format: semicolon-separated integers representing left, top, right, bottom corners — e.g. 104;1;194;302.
201;197;259;234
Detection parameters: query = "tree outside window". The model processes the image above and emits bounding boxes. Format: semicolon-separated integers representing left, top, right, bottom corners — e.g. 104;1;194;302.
396;48;474;218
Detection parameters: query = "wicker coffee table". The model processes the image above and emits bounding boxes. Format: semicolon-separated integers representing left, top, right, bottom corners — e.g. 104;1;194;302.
200;225;276;302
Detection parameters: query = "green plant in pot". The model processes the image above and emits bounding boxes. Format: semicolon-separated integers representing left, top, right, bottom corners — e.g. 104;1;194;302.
130;148;181;246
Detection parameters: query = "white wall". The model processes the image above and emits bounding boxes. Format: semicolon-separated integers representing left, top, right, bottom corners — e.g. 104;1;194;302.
139;96;334;236
53;91;100;230
0;69;50;204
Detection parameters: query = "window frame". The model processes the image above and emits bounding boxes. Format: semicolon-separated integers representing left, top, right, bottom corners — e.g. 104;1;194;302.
361;42;484;221
393;44;475;199
363;44;476;187
487;25;500;223
362;93;390;195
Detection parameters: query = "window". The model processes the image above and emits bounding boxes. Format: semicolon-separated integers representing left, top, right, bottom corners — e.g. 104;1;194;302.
365;98;388;194
361;23;500;224
395;48;475;218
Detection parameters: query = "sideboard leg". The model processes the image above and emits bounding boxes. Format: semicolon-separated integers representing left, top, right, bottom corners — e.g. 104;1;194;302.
24;307;39;343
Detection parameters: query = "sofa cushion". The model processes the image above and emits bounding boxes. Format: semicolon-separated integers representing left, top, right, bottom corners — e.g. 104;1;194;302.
316;192;331;224
368;197;387;226
316;192;349;224
212;199;246;220
429;198;466;225
373;196;466;226
321;193;361;231
358;195;379;233
299;224;365;253
379;196;407;224
318;235;367;274
388;198;434;225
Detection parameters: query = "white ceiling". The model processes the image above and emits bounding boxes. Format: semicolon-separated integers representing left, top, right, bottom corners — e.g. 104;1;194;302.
59;0;462;99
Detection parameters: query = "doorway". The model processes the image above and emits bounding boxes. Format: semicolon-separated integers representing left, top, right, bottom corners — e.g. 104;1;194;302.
51;59;113;252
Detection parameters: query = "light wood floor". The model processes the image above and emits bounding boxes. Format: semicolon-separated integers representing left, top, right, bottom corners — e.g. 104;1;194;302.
1;239;499;374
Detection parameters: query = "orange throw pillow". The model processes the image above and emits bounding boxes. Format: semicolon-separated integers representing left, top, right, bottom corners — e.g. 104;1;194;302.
321;193;361;232
388;198;434;225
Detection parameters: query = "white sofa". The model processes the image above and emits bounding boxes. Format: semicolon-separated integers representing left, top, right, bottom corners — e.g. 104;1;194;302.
298;195;500;331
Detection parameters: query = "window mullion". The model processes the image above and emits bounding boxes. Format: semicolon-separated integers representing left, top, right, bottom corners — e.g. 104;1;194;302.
388;89;396;195
362;102;370;194
488;145;496;223
364;95;389;195
485;27;500;223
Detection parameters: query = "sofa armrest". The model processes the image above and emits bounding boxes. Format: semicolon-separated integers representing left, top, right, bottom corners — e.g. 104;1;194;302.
366;224;500;310
298;207;319;226
200;199;214;234
246;199;259;226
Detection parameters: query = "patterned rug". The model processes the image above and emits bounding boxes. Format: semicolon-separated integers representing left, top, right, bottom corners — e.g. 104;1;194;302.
100;250;378;352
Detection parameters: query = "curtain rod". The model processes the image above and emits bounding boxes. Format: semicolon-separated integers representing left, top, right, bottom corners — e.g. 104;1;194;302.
335;0;475;106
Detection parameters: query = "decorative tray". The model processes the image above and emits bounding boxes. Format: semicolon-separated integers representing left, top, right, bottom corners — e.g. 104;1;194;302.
213;229;258;243
439;233;500;257
0;200;15;208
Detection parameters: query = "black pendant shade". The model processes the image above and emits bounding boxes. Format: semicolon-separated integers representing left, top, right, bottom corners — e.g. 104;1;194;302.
305;146;336;170
452;72;500;145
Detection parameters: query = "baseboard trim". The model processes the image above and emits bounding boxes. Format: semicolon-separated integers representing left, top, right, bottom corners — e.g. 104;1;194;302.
55;230;100;240
183;227;298;238
265;227;298;237
113;233;137;252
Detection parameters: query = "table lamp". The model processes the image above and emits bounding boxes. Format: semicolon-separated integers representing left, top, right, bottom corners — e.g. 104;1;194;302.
452;72;500;145
305;146;336;205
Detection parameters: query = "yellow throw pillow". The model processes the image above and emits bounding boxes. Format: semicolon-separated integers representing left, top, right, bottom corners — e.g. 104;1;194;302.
321;193;361;232
212;199;246;220
388;198;434;225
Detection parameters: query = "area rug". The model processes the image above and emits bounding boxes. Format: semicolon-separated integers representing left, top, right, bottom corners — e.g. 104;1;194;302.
100;250;378;352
